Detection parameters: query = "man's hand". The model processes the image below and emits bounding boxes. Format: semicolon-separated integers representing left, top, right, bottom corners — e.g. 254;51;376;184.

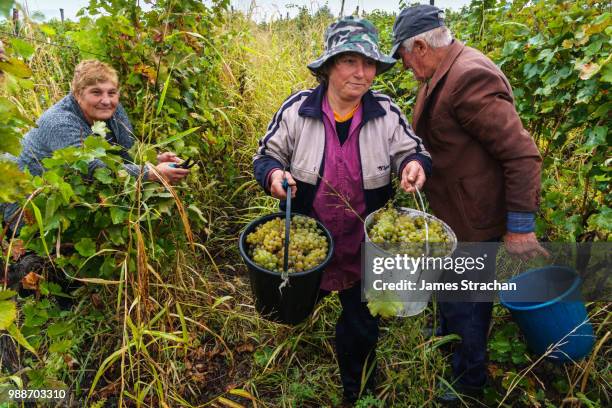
157;152;181;164
400;160;426;193
503;231;550;261
269;169;296;200
148;162;190;184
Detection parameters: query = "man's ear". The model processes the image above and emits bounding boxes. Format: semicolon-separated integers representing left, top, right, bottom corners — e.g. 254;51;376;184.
413;39;429;57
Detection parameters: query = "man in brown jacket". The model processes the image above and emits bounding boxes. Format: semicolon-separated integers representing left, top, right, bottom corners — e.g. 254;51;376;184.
390;4;548;403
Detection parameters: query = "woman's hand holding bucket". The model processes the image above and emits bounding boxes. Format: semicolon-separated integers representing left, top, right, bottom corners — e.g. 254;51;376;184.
400;160;426;193
269;169;297;199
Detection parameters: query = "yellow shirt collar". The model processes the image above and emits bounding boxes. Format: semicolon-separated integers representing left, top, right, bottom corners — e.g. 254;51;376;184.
334;103;361;123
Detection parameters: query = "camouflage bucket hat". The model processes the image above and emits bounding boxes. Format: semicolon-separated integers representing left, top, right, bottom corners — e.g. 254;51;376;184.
308;16;396;75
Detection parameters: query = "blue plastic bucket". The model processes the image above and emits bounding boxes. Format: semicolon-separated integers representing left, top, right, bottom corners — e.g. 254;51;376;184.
499;266;595;363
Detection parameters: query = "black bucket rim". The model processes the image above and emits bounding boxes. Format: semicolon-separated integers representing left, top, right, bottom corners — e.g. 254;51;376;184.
239;212;335;278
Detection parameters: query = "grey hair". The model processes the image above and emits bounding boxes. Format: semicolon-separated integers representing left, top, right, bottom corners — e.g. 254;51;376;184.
401;26;453;52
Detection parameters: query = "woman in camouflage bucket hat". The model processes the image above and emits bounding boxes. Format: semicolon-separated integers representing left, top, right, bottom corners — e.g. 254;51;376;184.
308;16;396;76
253;16;431;404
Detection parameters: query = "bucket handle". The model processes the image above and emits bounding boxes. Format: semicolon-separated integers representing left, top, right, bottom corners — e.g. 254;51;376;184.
412;186;429;256
279;177;291;291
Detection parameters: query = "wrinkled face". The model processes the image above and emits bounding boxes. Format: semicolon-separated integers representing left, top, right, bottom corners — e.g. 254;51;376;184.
397;45;431;82
75;81;119;124
327;52;377;102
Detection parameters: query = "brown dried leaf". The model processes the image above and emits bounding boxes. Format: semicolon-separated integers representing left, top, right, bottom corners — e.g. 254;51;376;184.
194;346;206;359
224;383;238;392
487;364;502;379
206;347;220;359
21;271;43;290
191;372;206;382
236;343;255;353
23;208;34;225
134;63;157;85
10;239;25;261
63;354;79;369
90;293;103;310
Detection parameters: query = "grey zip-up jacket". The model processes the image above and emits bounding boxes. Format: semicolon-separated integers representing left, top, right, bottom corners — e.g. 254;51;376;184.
2;94;145;234
17;94;146;179
253;85;431;214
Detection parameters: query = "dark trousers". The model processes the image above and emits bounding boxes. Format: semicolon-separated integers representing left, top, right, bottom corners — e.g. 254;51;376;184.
319;283;379;401
1;202;23;237
438;301;493;388
438;238;499;389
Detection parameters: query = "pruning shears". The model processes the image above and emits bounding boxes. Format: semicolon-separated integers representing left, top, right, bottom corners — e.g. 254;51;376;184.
170;157;197;169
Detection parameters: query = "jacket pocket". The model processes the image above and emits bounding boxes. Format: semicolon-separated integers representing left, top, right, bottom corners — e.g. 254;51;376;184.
454;172;505;230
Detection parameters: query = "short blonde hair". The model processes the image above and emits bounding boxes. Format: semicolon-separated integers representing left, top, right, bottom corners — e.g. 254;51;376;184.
71;59;118;95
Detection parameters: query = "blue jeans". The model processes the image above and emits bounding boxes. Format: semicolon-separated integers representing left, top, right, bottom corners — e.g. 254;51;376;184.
319;283;379;401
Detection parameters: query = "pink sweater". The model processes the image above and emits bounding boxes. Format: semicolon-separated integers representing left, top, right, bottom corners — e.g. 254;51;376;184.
312;96;367;291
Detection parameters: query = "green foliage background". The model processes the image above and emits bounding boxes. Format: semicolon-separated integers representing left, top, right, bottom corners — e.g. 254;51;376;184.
0;0;609;407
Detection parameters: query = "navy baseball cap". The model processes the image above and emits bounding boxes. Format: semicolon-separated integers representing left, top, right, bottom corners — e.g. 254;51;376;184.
390;5;446;58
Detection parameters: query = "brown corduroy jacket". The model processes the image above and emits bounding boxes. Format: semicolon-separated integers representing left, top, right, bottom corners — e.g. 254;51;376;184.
413;40;542;241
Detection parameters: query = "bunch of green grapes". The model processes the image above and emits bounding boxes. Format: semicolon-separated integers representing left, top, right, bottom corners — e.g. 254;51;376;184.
368;206;452;256
246;215;329;273
366;290;404;318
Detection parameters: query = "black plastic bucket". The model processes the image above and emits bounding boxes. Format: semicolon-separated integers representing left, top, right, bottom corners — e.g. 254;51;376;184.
239;212;335;325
